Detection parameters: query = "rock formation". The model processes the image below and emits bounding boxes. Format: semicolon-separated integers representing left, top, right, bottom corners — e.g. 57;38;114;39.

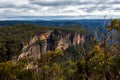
18;29;90;60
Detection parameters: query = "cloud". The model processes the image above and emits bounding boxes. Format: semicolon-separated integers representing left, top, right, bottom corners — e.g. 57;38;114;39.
29;0;120;6
29;0;91;6
0;0;120;20
81;5;113;12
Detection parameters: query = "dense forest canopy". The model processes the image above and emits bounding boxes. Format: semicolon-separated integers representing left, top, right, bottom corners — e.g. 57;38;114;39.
0;24;88;62
0;19;120;80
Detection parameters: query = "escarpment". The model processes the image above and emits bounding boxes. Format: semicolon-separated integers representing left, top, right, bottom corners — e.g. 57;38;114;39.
18;29;92;60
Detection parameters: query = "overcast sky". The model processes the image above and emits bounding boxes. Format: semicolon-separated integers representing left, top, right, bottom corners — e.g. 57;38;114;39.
0;0;120;20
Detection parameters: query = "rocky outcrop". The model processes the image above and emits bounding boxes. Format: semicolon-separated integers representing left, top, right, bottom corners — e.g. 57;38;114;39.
18;29;89;60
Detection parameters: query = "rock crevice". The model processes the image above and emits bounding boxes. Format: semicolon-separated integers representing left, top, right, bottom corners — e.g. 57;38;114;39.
18;30;87;60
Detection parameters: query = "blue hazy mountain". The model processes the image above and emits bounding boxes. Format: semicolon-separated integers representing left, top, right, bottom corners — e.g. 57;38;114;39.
0;19;110;33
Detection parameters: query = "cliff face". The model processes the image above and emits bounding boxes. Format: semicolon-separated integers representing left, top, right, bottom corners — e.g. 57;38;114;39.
18;30;89;60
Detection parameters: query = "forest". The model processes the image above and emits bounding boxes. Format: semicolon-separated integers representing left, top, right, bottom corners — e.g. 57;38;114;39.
0;19;120;80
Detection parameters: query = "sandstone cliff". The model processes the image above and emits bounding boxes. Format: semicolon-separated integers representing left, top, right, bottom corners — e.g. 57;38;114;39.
18;29;91;60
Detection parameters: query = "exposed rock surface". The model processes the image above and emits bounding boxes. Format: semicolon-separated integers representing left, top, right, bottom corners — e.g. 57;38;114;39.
18;29;91;60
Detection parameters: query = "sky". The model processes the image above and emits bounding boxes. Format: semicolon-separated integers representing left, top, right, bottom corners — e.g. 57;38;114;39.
0;0;120;20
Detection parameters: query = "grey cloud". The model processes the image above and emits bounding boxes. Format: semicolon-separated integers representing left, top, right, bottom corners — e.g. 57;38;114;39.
113;7;120;11
29;0;120;7
0;3;38;10
29;0;90;7
110;0;120;4
0;3;16;8
78;4;113;13
28;0;120;14
0;0;120;19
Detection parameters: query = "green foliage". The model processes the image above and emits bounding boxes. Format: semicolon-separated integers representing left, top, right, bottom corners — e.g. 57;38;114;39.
107;19;120;33
0;19;120;80
0;24;87;62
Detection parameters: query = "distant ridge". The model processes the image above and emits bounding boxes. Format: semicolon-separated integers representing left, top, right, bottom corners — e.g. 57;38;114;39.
0;19;110;27
0;19;110;34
